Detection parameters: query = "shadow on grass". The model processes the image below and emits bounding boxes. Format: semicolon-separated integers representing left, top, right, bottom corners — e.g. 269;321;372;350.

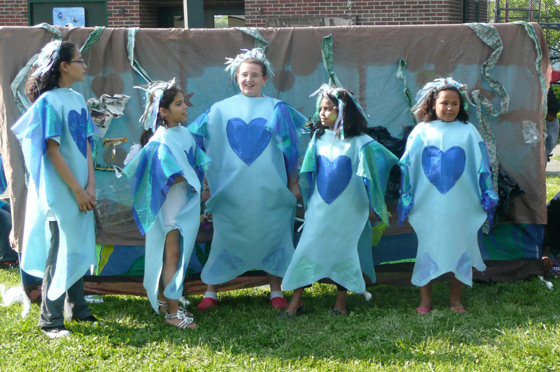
80;278;560;367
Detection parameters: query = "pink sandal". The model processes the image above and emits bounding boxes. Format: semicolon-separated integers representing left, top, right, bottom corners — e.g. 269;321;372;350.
416;306;432;314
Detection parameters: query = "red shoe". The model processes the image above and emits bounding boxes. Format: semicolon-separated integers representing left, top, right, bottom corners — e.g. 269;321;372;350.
197;297;218;311
270;297;288;309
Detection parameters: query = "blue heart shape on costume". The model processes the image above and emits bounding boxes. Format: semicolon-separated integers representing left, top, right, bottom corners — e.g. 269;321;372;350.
421;146;466;194
317;155;352;204
226;117;270;165
67;108;89;158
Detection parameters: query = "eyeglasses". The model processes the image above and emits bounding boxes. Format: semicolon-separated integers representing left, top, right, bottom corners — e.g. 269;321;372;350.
70;60;85;65
239;73;263;79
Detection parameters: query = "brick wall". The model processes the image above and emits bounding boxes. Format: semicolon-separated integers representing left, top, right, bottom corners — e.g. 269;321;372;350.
245;0;488;27
0;0;488;28
0;0;27;26
108;0;141;27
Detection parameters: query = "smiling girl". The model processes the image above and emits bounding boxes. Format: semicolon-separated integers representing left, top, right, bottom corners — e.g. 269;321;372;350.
189;48;307;311
398;78;498;314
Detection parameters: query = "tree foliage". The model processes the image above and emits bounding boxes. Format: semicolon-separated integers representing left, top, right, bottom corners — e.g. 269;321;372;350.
487;0;560;62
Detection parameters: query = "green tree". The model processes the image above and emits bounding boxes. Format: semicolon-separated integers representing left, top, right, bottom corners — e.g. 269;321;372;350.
488;0;560;61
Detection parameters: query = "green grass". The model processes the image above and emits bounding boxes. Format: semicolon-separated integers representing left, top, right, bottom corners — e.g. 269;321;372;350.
547;175;560;201
1;270;560;371
2;178;560;371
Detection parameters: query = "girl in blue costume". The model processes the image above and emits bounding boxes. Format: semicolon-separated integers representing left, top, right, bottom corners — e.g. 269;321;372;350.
281;86;398;316
398;78;498;314
124;80;209;330
189;48;307;311
12;41;98;338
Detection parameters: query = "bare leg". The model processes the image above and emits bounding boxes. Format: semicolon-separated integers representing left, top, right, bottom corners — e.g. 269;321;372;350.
162;229;197;329
419;281;433;309
333;290;348;315
285;288;304;314
449;274;463;308
267;274;283;293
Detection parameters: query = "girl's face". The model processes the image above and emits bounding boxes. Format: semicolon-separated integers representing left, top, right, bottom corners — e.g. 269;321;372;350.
433;89;460;122
160;92;188;128
236;62;268;97
62;49;87;85
319;98;338;129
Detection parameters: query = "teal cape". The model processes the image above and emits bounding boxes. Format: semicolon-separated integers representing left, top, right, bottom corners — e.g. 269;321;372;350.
123;125;210;312
282;130;398;293
398;121;498;287
11;88;95;301
188;94;307;284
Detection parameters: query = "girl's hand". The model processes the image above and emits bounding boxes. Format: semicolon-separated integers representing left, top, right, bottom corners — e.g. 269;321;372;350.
369;210;380;222
288;175;302;201
85;182;96;202
202;189;211;203
289;182;302;201
74;188;95;213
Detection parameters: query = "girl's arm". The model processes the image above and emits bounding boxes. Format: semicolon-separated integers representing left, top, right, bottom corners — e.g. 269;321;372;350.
46;139;95;213
85;141;96;201
288;174;301;200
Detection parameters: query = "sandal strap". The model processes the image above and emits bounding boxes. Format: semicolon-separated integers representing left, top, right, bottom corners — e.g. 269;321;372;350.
158;300;168;308
165;310;195;329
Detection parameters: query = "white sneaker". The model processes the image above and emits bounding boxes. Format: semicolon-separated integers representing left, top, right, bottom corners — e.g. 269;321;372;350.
42;326;71;338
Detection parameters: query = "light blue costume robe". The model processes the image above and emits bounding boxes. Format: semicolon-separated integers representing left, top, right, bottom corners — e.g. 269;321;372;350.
188;94;306;285
282;130;398;293
11;88;95;301
123;125;210;313
398;120;499;287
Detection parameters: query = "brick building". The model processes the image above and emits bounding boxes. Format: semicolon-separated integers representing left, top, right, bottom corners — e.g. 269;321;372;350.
0;0;486;28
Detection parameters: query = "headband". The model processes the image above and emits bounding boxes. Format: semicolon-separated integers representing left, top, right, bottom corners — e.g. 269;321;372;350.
309;84;369;140
134;78;176;131
411;77;473;116
225;48;274;79
31;40;62;78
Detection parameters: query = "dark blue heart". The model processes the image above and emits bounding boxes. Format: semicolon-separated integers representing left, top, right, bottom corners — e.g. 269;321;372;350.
67;108;89;158
421;146;466;194
226;117;271;165
317;155;352;204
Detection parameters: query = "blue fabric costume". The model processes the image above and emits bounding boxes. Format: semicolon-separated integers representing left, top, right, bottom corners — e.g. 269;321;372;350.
282;130;398;293
11;88;95;301
189;94;306;285
124;125;210;312
398;120;498;287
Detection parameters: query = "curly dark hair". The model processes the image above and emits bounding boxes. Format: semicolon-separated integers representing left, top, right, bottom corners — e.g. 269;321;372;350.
140;85;184;146
25;41;78;103
415;86;469;124
311;88;368;139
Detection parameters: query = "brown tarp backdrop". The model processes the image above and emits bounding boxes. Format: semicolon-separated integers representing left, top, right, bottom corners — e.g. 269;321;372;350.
0;23;550;294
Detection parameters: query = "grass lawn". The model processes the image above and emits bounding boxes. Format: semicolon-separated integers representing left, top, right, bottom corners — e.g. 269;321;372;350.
1;178;559;371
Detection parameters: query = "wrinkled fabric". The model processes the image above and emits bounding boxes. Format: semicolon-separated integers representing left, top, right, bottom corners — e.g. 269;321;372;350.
0;156;7;194
123;125;209;312
188;94;305;285
11;88;95;301
283;130;397;293
398;120;498;286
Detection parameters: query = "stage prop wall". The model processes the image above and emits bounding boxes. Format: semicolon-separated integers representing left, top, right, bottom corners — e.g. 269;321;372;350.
0;23;550;293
